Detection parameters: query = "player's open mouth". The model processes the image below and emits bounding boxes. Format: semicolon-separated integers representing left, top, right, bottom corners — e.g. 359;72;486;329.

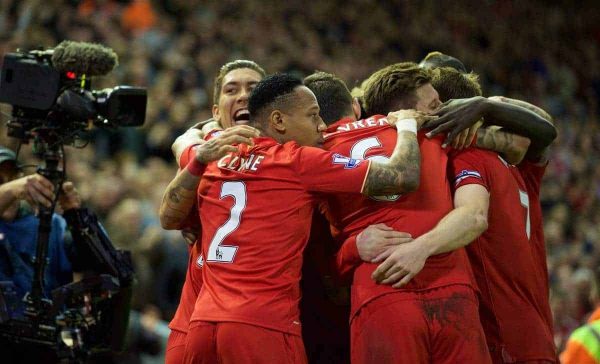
233;109;250;125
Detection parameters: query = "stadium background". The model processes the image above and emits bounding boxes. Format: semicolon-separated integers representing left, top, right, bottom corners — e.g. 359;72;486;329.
0;0;598;360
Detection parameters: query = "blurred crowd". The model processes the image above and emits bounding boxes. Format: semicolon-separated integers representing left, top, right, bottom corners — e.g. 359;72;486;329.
0;0;598;356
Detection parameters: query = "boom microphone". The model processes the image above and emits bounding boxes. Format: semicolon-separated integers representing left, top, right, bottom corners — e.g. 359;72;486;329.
51;40;118;76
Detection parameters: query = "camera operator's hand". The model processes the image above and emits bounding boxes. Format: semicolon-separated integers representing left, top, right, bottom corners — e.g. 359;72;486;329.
194;125;259;164
0;173;54;220
58;181;81;211
12;174;54;208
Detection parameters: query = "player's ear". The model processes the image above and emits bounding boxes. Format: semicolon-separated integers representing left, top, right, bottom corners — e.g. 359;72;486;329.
352;97;362;119
212;104;221;122
270;110;286;133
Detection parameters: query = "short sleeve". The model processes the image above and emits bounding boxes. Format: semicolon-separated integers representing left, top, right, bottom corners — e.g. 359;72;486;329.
334;235;362;283
292;144;371;194
179;145;199;169
518;160;547;195
449;149;491;191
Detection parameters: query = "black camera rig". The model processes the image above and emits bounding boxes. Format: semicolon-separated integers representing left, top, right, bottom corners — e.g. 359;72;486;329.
0;208;134;361
0;41;145;362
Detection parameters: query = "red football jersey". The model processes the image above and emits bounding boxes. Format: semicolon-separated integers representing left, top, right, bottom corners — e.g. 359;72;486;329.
323;116;475;320
450;148;555;361
168;145;204;333
190;137;371;335
518;160;554;338
168;243;203;333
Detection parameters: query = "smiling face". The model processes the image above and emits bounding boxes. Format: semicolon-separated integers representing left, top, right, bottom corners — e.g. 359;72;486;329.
212;68;264;128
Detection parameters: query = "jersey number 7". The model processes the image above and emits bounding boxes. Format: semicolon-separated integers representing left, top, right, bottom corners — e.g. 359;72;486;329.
518;189;531;240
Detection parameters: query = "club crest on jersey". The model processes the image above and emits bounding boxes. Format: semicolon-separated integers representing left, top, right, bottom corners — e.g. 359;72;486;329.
196;254;204;268
332;153;362;169
454;169;482;185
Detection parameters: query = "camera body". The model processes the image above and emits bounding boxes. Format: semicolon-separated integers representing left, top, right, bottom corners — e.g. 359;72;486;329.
0;45;147;144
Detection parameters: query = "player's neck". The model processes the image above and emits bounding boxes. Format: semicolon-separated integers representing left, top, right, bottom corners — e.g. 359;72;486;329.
251;125;279;142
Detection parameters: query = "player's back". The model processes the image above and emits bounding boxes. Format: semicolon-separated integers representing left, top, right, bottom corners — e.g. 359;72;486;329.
449;148;555;361
323;116;474;318
518;160;554;332
191;136;369;336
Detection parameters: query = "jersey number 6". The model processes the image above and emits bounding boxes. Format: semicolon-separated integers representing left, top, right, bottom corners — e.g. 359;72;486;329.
351;136;400;202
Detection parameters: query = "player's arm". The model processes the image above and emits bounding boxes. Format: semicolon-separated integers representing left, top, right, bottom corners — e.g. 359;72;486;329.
159;126;258;230
426;96;556;157
361;110;435;196
171;118;223;163
371;184;489;287
475;126;531;165
487;96;556;163
334;224;413;282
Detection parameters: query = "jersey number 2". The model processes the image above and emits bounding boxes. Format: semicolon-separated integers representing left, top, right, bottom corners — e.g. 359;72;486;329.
207;181;246;263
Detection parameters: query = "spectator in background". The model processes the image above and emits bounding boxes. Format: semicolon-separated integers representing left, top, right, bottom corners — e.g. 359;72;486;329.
561;267;600;363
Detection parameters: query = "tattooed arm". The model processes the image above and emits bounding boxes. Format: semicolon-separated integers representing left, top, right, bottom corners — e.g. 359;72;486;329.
159;125;259;230
476;126;532;165
160;170;201;230
487;96;555;163
171;118;223;164
361;110;432;196
427;96;556;161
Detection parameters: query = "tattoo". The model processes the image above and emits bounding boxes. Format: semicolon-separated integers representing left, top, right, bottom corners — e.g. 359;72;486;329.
476;128;531;165
160;179;198;229
196;140;224;164
476;127;513;152
363;131;420;196
168;186;183;203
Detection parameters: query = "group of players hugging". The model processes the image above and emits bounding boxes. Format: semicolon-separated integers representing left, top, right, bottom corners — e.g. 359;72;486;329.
158;52;558;364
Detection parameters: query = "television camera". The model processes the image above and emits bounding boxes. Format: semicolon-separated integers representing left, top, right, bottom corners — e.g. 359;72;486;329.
0;41;145;362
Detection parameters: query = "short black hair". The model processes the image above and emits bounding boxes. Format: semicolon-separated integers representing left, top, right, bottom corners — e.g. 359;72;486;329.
248;73;303;123
419;51;468;73
304;71;353;125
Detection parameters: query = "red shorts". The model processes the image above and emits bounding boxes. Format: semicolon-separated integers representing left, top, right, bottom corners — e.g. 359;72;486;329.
183;321;307;364
351;284;491;364
166;329;187;364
